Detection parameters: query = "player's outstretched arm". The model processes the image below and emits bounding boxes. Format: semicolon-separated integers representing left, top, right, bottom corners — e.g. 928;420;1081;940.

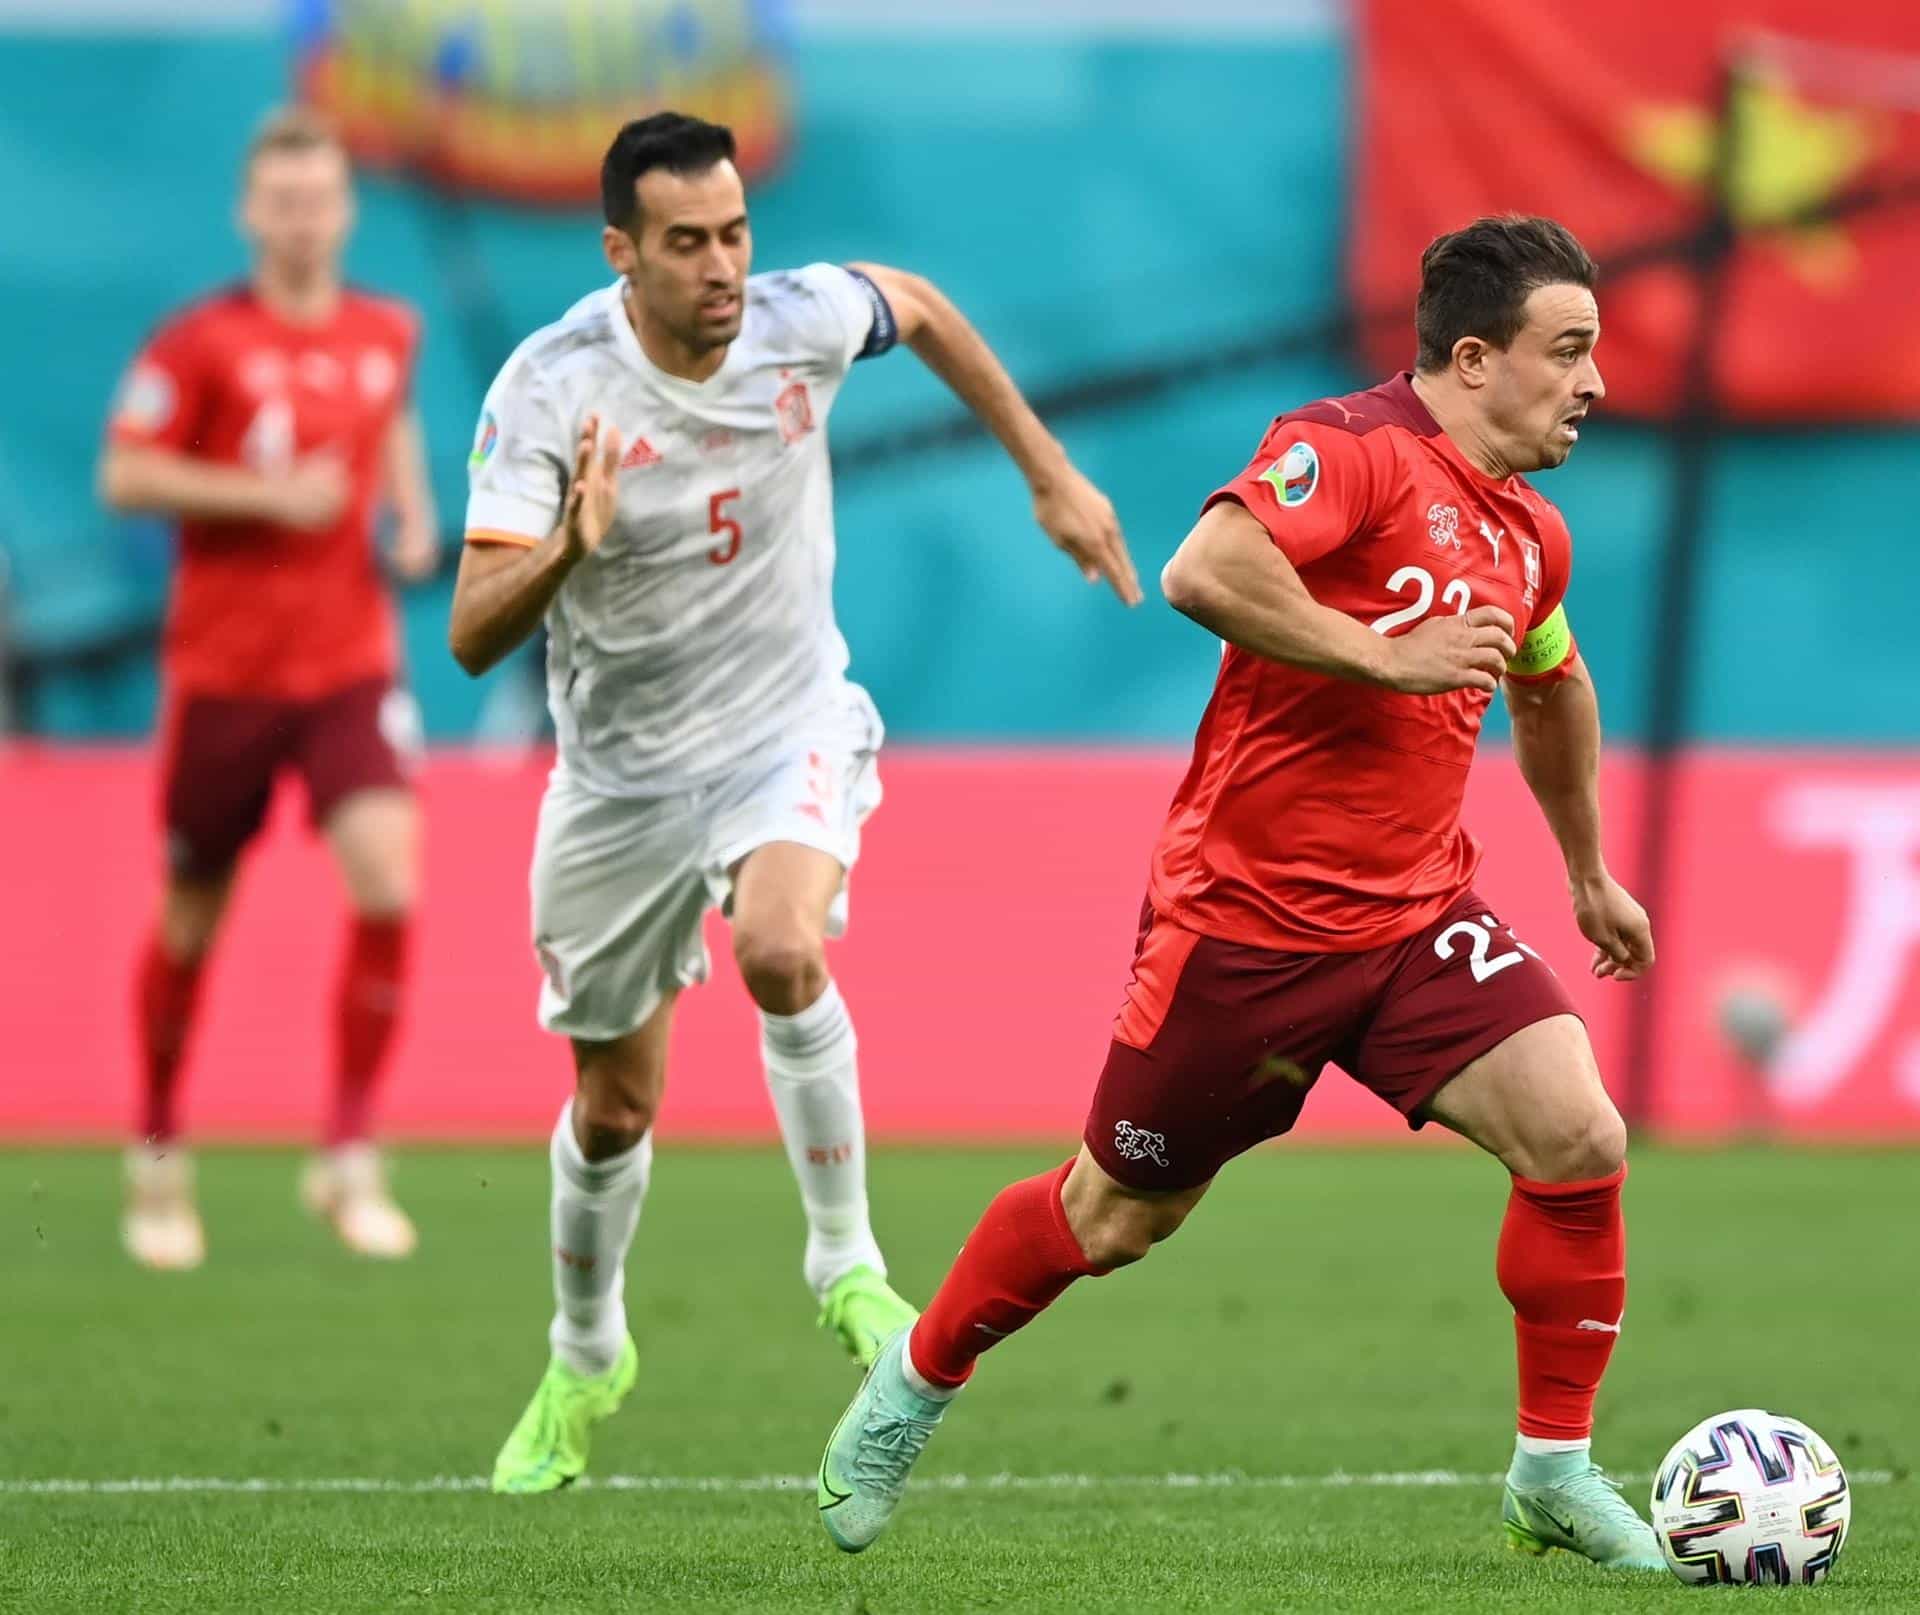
99;442;347;531
384;409;441;581
448;416;622;677
1506;659;1654;981
1162;501;1517;692
847;261;1141;606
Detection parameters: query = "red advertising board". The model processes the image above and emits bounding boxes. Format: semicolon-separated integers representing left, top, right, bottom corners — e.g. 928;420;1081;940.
1;746;1915;1142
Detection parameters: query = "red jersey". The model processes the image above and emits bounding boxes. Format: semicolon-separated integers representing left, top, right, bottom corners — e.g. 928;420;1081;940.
1149;373;1579;953
108;285;417;699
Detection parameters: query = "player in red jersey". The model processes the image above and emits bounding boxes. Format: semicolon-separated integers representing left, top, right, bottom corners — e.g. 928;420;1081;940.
816;216;1667;1571
99;109;438;1269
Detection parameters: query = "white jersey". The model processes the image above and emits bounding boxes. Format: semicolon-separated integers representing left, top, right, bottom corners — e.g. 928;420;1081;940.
464;263;894;797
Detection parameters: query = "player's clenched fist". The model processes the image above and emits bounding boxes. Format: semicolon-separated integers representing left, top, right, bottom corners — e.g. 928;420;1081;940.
1574;872;1656;982
275;454;351;532
1380;604;1518;694
1032;465;1144;607
562;414;626;559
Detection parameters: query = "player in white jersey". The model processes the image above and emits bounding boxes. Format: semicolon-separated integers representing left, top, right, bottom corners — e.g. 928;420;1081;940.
448;113;1140;1493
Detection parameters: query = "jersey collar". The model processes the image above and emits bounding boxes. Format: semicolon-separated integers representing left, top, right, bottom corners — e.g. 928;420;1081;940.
605;279;740;396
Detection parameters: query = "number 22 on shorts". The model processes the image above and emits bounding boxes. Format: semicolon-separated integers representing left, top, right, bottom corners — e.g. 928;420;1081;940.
708;488;743;565
1435;914;1541;983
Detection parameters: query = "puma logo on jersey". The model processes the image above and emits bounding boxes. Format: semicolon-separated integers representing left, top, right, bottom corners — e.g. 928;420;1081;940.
1479;520;1504;567
620;435;663;471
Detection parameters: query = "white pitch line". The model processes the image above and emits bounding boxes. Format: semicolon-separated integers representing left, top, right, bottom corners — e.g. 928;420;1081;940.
2;1469;1898;1497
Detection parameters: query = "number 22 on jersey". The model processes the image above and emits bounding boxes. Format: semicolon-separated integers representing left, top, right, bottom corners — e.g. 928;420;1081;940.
1369;565;1471;635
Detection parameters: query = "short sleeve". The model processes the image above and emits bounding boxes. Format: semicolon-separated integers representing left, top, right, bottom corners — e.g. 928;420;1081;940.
107;315;208;453
773;263;894;372
1201;418;1383;568
464;358;569;548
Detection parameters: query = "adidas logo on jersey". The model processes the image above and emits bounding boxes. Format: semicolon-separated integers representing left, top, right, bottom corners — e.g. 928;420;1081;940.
620;435;663;471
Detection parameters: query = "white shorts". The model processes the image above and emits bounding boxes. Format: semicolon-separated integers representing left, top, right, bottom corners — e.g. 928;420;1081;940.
529;685;884;1040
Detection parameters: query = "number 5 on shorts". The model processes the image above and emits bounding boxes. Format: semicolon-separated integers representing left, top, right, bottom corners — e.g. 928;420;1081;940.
1435;914;1541;984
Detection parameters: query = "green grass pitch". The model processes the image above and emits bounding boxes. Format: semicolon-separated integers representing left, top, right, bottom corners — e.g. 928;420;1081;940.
6;1144;1916;1611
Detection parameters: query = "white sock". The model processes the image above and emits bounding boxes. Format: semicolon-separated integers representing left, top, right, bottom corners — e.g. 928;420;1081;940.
760;979;884;1295
1515;1434;1593;1456
901;1333;962;1403
547;1100;651;1376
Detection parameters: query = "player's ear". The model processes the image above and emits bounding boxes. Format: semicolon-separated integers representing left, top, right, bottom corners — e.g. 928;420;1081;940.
1452;335;1491;391
602;224;638;278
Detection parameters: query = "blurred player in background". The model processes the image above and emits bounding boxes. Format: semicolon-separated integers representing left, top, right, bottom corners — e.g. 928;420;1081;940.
818;216;1668;1572
101;109;438;1270
449;112;1139;1494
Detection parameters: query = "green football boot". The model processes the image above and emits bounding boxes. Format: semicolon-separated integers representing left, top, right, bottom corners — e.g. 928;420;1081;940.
817;1326;951;1552
490;1335;638;1495
1504;1460;1667;1570
818;1264;918;1369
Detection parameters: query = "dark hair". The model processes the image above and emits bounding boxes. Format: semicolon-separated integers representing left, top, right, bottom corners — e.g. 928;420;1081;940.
1414;215;1597;373
600;112;737;230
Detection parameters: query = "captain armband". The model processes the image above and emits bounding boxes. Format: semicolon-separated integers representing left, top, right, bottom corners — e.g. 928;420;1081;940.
1506;604;1574;679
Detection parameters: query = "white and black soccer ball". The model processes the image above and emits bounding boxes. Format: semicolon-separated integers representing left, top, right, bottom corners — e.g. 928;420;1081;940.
1650;1410;1850;1585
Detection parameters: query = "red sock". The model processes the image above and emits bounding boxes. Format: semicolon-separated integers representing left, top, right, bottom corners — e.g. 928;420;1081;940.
136;935;207;1144
328;915;411;1146
1498;1163;1628;1441
907;1158;1102;1390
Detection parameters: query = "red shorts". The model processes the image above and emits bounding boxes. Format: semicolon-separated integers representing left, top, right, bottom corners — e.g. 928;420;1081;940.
160;678;419;880
1085;888;1581;1190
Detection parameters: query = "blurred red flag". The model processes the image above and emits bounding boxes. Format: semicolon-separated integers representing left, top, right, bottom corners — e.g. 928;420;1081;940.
1352;0;1920;419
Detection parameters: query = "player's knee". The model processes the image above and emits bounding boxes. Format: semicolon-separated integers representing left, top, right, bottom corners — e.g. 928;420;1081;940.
159;911;220;962
1578;1105;1630;1178
159;880;230;960
572;1089;656;1158
732;925;827;1015
349;874;416;919
1074;1195;1190;1270
340;845;418;916
1525;1102;1627;1183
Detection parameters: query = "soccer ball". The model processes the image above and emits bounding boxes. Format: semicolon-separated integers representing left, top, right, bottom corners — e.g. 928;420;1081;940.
1649;1410;1850;1585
